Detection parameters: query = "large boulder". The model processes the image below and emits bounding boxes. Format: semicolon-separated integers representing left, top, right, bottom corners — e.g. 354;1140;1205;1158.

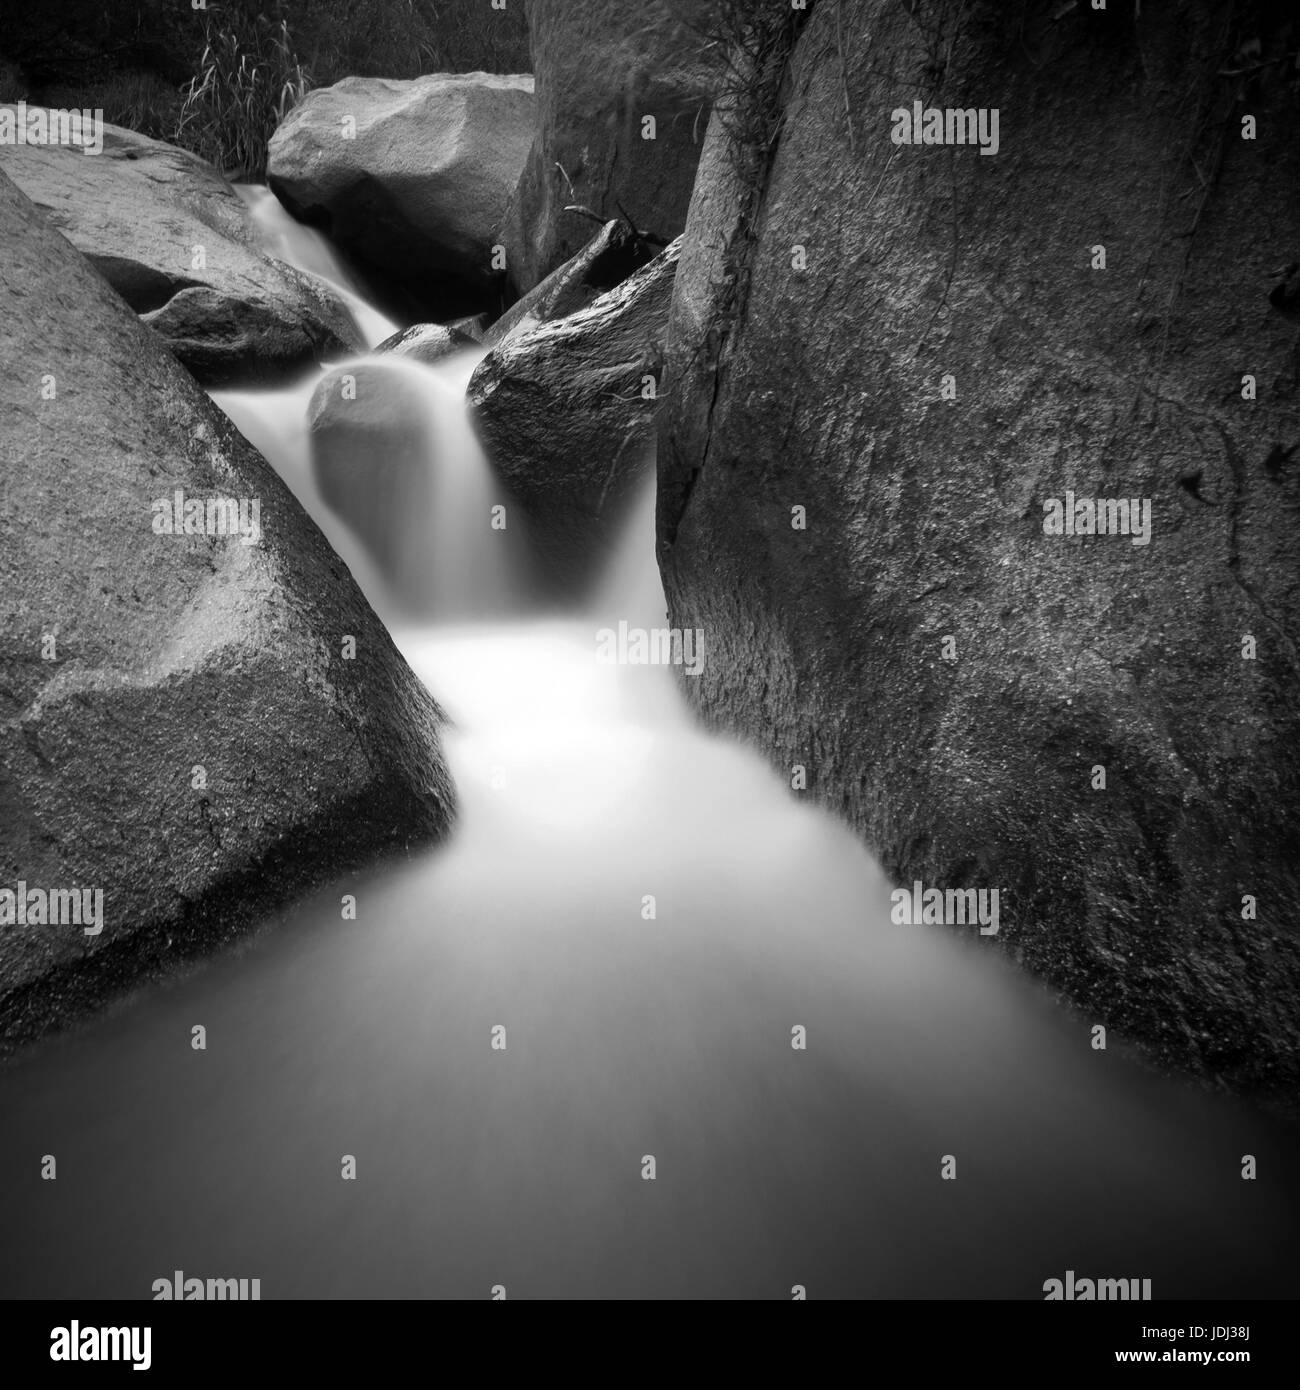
658;3;1300;1098
0;111;363;386
267;73;534;311
0;169;455;1043
500;1;715;295
469;238;680;594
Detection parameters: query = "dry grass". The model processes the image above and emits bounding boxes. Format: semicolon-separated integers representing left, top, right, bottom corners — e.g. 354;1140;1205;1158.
298;0;529;82
176;13;309;178
1;0;529;175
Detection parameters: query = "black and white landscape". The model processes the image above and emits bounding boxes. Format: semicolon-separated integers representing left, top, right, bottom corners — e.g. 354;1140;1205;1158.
1;0;1298;1311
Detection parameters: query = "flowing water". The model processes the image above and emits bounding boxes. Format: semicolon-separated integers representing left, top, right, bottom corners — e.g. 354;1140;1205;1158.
235;183;399;349
1;192;1296;1300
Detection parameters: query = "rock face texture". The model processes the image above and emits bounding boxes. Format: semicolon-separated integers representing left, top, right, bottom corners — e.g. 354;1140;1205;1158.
501;0;714;295
376;321;477;366
485;218;657;348
470;238;680;595
0;170;455;1043
267;73;534;310
658;3;1300;1097
0;112;362;386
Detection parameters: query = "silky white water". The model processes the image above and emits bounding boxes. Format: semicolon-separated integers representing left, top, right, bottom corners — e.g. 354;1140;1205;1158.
235;183;399;349
0;196;1294;1300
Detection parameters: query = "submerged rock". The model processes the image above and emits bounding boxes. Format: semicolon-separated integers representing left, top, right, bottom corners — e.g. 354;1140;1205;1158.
268;73;534;310
658;3;1300;1097
307;360;441;613
0;170;455;1044
0;111;362;386
469;238;680;595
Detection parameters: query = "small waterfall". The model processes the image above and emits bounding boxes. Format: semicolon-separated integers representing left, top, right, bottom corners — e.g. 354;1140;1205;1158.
214;347;527;625
1;193;1294;1301
400;349;531;623
235;183;398;348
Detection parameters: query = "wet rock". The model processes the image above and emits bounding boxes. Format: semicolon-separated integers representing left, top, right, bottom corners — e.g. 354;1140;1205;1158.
376;322;477;367
501;0;714;294
0;169;454;1044
0;111;362;386
306;359;441;614
469;238;679;595
268;73;534;309
658;2;1300;1097
485;217;656;349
